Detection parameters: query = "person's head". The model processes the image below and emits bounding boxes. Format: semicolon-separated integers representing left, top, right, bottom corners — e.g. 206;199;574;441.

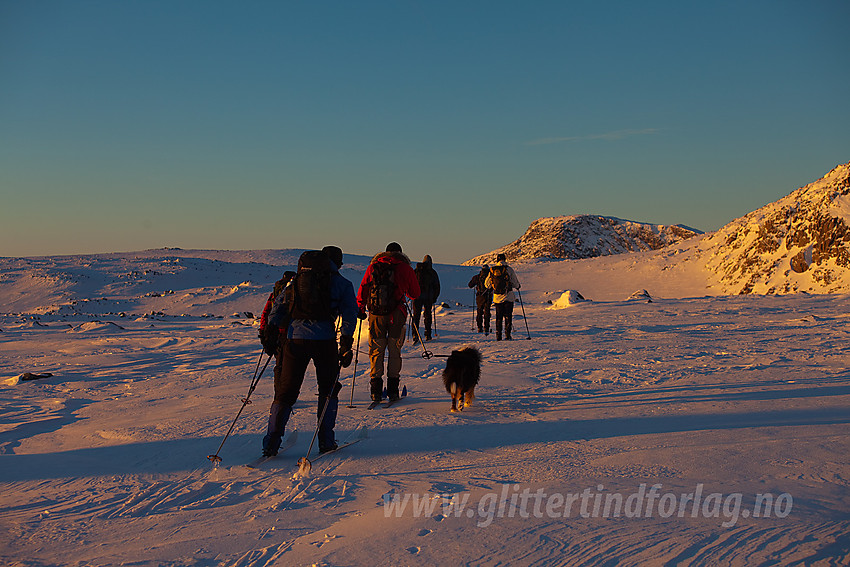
496;253;506;262
386;242;403;253
481;264;490;272
422;254;432;265
322;245;343;269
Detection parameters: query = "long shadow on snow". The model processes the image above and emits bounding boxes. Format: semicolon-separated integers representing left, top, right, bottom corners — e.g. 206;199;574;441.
352;405;850;461
3;404;849;482
568;382;850;411
485;375;850;415
0;433;260;482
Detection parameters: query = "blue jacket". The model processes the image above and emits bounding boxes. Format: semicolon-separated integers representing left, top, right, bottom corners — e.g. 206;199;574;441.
268;267;358;341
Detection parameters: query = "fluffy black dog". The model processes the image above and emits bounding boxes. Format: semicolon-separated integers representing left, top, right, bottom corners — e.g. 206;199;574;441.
442;346;481;412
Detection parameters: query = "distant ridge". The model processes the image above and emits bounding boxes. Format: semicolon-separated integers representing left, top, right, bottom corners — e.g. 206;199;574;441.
464;215;701;265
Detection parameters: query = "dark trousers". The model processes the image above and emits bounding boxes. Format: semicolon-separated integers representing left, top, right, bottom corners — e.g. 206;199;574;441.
412;299;434;339
475;294;491;332
266;339;340;451
495;302;514;339
274;339;339;405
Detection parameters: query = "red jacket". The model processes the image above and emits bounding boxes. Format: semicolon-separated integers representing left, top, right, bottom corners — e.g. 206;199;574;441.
259;291;276;333
357;252;421;315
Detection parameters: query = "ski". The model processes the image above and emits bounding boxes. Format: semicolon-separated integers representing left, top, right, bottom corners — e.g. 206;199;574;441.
309;425;369;463
383;396;404;408
245;455;275;469
370;386;408;409
383;387;409;408
245;430;298;469
310;437;363;463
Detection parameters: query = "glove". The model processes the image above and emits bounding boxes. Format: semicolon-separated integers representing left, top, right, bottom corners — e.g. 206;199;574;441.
357;309;367;320
260;326;279;357
338;335;354;367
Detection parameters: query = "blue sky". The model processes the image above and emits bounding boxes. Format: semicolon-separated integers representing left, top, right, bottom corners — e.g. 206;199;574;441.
2;1;848;264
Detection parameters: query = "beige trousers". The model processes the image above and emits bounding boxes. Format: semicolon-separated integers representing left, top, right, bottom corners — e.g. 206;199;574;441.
368;307;407;379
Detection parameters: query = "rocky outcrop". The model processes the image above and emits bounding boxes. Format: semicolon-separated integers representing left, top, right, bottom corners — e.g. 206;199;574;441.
465;216;700;265
704;162;850;294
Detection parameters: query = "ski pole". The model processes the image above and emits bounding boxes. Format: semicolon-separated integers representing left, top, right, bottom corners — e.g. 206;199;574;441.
208;350;273;465
297;363;344;476
432;303;437;337
405;299;433;359
516;288;532;340
347;318;363;408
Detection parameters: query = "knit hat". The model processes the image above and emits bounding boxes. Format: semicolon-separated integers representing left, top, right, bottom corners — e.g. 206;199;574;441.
321;246;343;269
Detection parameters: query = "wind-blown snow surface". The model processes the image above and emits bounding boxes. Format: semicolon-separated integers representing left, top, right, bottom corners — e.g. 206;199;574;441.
1;250;849;566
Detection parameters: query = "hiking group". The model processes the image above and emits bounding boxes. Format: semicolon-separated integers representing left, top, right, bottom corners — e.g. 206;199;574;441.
468;253;521;340
255;244;521;458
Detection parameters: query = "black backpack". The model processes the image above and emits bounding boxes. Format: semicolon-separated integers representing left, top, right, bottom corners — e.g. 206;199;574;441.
476;269;490;295
490;265;511;295
368;261;397;315
415;264;436;302
288;251;334;321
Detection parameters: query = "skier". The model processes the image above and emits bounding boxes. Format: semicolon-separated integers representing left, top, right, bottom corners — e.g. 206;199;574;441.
356;242;420;402
485;253;521;341
412;254;441;342
258;270;296;385
263;247;357;456
467;264;492;335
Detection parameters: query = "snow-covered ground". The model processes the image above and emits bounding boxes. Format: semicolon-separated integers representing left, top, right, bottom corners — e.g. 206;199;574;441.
1;249;849;566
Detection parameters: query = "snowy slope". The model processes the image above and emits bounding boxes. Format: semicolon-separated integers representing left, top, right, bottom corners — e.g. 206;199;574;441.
483;160;850;299
700;161;850;294
464;215;701;265
1;247;849;566
0;249;475;322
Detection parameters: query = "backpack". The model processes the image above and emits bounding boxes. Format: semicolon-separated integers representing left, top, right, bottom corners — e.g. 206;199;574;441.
490;265;511;295
259;270;296;353
368;260;398;315
415;264;436;302
271;272;295;302
476;269;489;295
288;251;334;321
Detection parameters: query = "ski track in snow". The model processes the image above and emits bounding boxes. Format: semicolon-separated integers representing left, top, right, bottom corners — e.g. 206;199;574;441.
1;253;849;565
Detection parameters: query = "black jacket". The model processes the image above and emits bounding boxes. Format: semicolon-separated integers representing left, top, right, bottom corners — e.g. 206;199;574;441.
415;257;441;304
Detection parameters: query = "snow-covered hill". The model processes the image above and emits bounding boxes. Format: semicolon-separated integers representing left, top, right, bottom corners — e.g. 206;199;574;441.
701;161;850;294
466;160;850;297
464;215;701;265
